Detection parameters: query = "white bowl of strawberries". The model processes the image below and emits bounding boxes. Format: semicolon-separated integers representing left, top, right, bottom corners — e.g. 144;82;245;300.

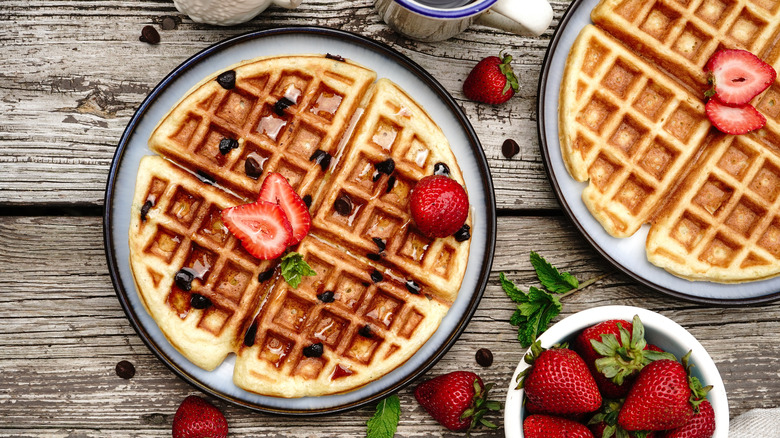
504;306;728;437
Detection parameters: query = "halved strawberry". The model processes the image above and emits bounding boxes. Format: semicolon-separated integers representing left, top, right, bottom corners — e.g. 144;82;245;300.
705;49;776;105
221;201;292;260
258;172;311;245
705;99;766;135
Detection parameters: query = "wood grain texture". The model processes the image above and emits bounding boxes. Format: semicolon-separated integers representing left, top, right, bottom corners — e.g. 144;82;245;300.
1;216;777;436
0;0;564;210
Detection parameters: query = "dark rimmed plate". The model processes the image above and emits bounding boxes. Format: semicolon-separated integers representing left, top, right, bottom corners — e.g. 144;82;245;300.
537;0;780;304
103;26;496;414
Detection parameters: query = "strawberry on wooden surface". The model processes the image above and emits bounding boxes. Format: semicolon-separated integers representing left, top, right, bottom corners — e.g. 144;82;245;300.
463;52;519;105
257;172;310;245
414;371;500;432
518;341;602;416
172;395;228;438
705;49;776;106
524;414;594;438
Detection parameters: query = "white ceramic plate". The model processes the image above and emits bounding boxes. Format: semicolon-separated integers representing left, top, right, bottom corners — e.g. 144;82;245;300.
538;0;780;303
504;306;729;437
103;27;496;414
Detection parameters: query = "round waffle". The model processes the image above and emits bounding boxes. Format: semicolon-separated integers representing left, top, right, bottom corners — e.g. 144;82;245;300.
128;54;471;397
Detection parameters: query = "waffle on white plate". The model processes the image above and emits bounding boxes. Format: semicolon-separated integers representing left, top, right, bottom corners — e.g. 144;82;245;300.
128;54;471;397
559;0;780;282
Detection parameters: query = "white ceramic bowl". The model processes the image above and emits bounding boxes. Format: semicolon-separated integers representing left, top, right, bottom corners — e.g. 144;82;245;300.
504;306;728;437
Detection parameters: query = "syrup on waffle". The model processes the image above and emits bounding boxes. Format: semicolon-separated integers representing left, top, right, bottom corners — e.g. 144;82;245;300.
559;0;780;282
129;54;471;396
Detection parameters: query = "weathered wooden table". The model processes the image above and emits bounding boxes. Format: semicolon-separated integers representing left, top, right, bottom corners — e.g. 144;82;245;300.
2;1;779;436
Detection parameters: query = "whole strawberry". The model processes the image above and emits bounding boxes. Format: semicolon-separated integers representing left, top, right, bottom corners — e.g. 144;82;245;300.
587;399;658;438
414;371;500;432
519;341;602;416
664;399;716;438
618;352;708;431
409;175;469;238
575;316;675;398
172;395;228;438
463;52;519;105
524;414;594;438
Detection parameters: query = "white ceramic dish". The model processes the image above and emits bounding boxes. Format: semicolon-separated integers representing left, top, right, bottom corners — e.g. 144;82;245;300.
504;306;728;437
538;0;780;303
103;27;496;414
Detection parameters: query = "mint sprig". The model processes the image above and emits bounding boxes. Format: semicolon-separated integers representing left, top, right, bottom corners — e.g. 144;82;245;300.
502;252;610;347
366;394;400;438
280;252;316;289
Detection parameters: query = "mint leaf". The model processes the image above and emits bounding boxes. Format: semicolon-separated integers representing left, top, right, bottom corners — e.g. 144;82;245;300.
280;252;316;289
499;272;527;303
366;394;400;438
530;251;578;293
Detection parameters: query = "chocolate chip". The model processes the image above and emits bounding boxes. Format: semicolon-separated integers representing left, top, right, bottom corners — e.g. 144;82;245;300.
245;157;262;179
375;158;395;175
386;175;396;193
367;253;381;261
196;170;215;185
502;138;520;159
115;360;136;379
174;268;195;291
303;194;312;209
218;138;239;155
326;53;345;62
433;162;450;176
370;269;383;283
371;237;386;252
317;291;335;303
303;342;324;358
216;70;236;90
190;293;212;309
140;200;153;222
139;25;160;44
334;194;352;216
372;172;381;182
475;348;493;367
358;325;373;338
274;97;295;116
405;280;421;295
243;321;258;347
161;16;177;30
309;149;332;171
258;268;275;282
454;224;471;242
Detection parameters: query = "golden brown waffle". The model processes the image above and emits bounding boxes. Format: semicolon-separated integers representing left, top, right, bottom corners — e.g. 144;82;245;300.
559;25;711;238
129;155;276;370
129;54;472;396
311;79;471;303
148;55;377;205
233;236;449;397
591;0;780;91
559;0;780;281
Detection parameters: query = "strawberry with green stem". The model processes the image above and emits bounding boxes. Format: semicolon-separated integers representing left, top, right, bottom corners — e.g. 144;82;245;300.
414;371;501;433
463;52;520;105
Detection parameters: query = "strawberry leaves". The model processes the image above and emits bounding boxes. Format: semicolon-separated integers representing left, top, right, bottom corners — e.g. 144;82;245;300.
366;394;400;438
280;252;316;288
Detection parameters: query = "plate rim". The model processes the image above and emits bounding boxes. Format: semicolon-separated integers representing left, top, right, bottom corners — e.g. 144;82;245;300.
102;25;497;415
536;3;780;305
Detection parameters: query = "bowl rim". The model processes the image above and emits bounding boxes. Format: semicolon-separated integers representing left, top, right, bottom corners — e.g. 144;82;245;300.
503;305;729;437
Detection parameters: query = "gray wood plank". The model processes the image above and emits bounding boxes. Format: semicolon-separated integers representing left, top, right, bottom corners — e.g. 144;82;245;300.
0;0;565;210
1;215;776;435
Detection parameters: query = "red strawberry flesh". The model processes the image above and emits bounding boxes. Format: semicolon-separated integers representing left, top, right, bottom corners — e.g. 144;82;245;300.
523;347;602;416
257;172;311;245
618;359;693;431
706;49;776;105
523;414;594;438
221;201;292;260
664;399;716;438
410;175;469;238
705;99;766;135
